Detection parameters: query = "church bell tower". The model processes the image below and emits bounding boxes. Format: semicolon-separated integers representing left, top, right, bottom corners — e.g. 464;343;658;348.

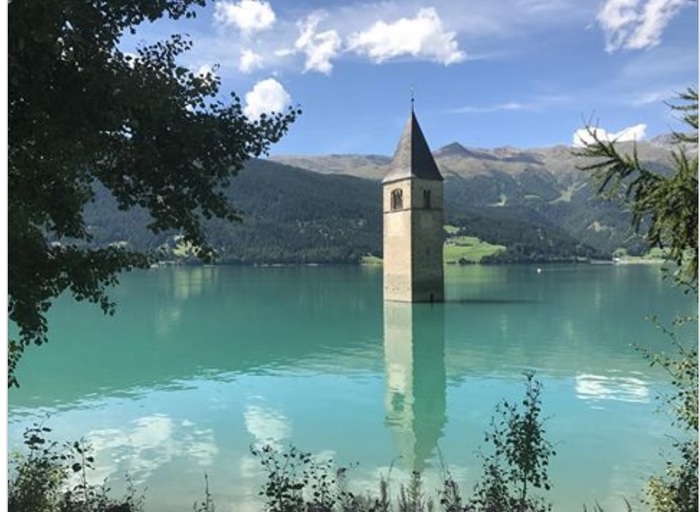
383;108;444;302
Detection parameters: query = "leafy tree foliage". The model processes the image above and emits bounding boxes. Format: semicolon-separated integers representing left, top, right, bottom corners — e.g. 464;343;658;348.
576;88;698;288
9;424;144;512
471;371;555;512
8;0;300;386
577;89;698;512
642;315;698;512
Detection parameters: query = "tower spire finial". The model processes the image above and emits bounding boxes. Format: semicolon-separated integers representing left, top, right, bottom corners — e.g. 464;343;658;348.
410;86;415;112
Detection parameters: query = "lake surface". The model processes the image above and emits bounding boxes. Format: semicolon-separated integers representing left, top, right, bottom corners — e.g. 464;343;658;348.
8;264;697;512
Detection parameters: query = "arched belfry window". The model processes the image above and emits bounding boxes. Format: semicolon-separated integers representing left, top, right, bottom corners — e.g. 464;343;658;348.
391;188;403;210
423;189;432;209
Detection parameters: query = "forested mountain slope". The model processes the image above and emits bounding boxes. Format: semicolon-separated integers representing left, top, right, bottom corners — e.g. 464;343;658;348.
84;160;382;264
272;137;683;257
80;137;681;264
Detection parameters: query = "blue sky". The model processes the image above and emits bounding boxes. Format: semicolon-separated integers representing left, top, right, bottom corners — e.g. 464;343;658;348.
128;0;698;156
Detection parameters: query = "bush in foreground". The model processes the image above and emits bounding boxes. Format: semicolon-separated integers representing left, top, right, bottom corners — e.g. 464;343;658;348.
8;424;143;512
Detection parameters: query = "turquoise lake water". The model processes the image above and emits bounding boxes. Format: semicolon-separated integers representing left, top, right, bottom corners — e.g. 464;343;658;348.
7;264;698;511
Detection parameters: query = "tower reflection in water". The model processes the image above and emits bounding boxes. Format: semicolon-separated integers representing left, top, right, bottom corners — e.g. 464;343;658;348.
383;302;446;473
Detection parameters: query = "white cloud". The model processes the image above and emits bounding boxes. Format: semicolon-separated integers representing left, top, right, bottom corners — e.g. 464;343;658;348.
196;64;218;85
516;0;575;13
597;0;688;52
274;48;296;57
294;13;342;74
189;1;597;76
239;49;264;73
243;78;292;119
348;7;466;65
214;0;276;35
192;1;598;76
627;0;687;48
123;52;140;69
626;88;676;105
197;64;213;76
449;101;538;113
448;93;571;114
573;123;647;147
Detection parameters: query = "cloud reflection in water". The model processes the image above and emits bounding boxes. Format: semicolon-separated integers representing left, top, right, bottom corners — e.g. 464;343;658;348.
84;413;218;486
575;374;649;404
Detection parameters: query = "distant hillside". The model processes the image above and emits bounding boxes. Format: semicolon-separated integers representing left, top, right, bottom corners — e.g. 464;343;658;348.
84;159;382;264
77;137;683;265
266;154;390;180
82;159;603;264
271;138;683;256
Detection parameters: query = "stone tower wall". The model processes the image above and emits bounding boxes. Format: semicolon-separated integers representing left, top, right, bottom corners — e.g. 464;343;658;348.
383;180;413;301
410;179;444;302
383;178;444;302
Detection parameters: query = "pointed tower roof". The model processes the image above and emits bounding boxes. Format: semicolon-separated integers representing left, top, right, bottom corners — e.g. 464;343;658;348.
383;110;444;184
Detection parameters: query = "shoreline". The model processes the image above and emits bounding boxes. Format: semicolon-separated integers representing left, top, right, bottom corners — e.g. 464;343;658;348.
147;256;670;269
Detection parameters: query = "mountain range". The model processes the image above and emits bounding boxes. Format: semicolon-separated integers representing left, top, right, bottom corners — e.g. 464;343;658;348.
80;137;683;265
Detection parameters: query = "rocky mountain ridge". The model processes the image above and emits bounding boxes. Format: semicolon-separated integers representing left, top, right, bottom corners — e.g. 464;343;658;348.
269;137;682;256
